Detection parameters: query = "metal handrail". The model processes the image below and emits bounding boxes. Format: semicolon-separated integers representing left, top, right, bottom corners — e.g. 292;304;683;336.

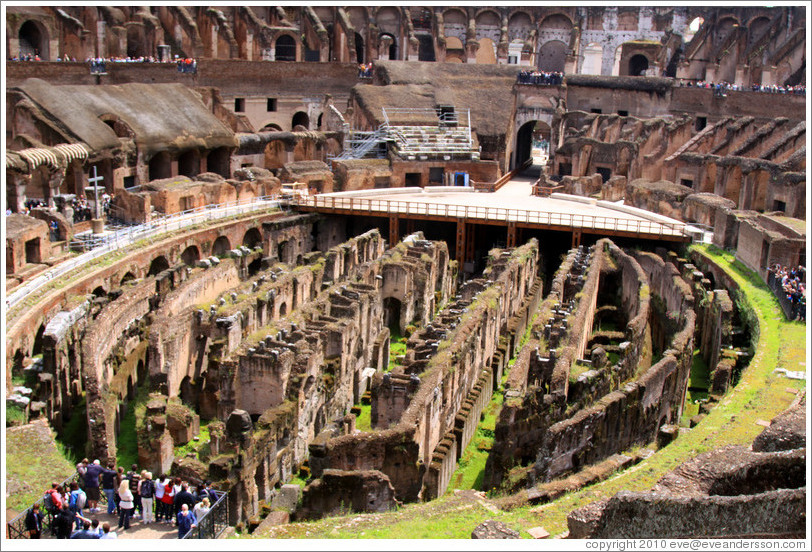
181;490;229;539
6;471;109;539
292;196;687;237
7;195;282;311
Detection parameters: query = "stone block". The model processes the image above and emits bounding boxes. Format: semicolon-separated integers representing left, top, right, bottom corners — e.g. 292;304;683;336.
271;484;301;513
471;520;520;539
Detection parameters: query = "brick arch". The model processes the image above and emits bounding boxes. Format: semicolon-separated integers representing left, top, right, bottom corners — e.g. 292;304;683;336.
539;12;574;31
274;32;298;62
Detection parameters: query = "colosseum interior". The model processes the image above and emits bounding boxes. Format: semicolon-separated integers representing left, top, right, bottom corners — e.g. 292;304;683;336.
3;4;807;543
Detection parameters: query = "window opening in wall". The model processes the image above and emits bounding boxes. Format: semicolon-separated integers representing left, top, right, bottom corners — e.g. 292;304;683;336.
429;167;444;183
559;162;572;176
773;200;786;213
617;110;629;116
591;108;602;114
696;116;707;131
235;98;245;112
405;173;421;187
596;167;611;183
25;238;40;264
123;175;136;188
681;179;694;188
267;98;277;112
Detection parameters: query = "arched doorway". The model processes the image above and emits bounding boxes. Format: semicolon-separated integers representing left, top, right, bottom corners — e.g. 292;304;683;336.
538;40;567;73
275;35;296;61
120;271;136;285
291;111;309;130
212;235;231;257
181;245;200;266
18;20;48;59
514;120;552;170
629;54;649;76
148;255;170;276
149;152;172;182
242;227;262;250
380;33;397;60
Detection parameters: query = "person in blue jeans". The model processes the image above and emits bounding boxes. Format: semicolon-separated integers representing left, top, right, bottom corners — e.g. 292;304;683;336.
100;463;118;514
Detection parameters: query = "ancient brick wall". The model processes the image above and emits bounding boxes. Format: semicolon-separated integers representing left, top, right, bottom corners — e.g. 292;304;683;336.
311;240;539;502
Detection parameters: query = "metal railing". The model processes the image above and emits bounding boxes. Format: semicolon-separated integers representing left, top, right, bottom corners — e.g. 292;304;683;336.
6;472;109;539
292;195;687;238
7;195;283;312
181;490;229;539
766;271;804;320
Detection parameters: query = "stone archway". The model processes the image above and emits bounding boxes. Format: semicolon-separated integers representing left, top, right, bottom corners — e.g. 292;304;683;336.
538;40;567;73
212;235;231;257
18;20;49;59
275;34;296;61
148;255;170;276
181;245;201;266
629;54;649;76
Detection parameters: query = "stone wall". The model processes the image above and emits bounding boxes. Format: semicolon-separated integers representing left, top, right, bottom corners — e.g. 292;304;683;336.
308;240;540;504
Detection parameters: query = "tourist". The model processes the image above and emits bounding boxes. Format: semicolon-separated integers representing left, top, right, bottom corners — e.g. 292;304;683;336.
173;481;198;516
76;458;89;479
70;519;100;539
138;471;155;524
68;481;87;529
176;503;197;538
154;473;167;522
100;521;117;539
24;504;44;539
193;497;211;520
53;503;87;539
100;462;118;514
158;474;175;522
43;482;63;514
126;464;141;518
117;479;135;531
83;459;105;513
196;480;215;503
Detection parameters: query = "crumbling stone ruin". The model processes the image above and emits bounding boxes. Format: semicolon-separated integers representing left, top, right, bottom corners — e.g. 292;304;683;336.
567;396;806;539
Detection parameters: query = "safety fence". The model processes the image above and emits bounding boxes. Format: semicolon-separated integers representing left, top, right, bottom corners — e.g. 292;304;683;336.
7;196;283;312
292;195;687;238
180;490;229;539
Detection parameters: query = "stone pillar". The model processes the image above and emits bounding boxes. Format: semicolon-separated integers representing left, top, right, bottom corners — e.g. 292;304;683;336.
210;25;219;58
46;168;65;209
761;65;776;86
245;32;254;61
284;144;296;164
157;44;171;62
96;20;107;58
735;65;748;87
7;172;29;213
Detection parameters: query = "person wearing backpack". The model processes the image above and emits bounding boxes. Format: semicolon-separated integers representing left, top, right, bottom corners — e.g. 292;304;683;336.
126;464;141;518
138;471;155;524
68;482;87;529
44;483;63;514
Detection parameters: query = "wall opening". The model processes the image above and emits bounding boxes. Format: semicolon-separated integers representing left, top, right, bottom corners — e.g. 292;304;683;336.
178;150;201;178
354;32;364;63
276;35;296;61
383;297;403;333
629;54;649;76
404;173;421;187
148;255;170;276
292;111;310;130
242;227;263;250
181;245;201;266
148;152;172;182
207;147;230;179
18;20;48;59
24;238;41;264
212;235;231;257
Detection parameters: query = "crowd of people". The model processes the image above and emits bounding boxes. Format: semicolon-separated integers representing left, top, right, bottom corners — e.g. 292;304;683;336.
516;70;565;85
680;80;806;96
358;62;373;78
26;458;217;539
767;264;806;321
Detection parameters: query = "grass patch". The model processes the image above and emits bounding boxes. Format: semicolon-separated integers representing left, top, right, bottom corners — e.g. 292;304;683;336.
353;403;372;432
6;404;27;427
6;422;77;513
116;382;151;468
174;420;213;460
